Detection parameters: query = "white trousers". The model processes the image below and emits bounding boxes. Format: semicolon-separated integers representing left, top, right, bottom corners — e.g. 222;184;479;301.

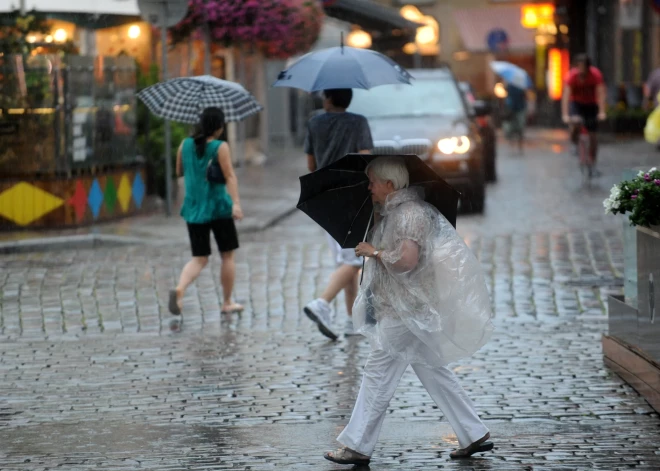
337;348;489;456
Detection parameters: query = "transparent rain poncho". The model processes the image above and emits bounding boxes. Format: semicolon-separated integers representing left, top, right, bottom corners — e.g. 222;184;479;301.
353;187;494;368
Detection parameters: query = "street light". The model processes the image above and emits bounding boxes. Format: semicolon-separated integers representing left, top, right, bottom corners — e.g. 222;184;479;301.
400;5;440;56
53;29;67;43
400;5;424;23
128;25;141;39
346;29;372;49
416;25;436;45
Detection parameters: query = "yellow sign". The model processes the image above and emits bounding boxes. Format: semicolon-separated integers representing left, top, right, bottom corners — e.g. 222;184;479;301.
0;182;64;226
521;3;555;29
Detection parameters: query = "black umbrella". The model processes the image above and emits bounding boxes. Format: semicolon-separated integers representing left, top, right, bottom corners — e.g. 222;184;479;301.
297;154;461;249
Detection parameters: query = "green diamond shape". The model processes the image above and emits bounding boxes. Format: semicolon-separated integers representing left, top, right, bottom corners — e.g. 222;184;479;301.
104;177;117;214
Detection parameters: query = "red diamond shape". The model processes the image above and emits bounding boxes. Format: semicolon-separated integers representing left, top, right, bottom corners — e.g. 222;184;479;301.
68;180;87;221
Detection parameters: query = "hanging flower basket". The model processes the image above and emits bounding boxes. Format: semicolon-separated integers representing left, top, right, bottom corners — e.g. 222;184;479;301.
604;166;660;228
171;0;323;59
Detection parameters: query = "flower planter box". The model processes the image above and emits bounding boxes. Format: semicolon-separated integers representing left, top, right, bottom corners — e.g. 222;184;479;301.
604;225;660;413
636;226;660;361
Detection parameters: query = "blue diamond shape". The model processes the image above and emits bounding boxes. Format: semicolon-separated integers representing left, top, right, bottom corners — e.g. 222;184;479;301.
132;173;145;209
88;179;104;219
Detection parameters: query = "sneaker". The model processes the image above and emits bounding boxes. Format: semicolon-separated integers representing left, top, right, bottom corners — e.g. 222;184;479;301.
304;299;338;341
344;318;362;337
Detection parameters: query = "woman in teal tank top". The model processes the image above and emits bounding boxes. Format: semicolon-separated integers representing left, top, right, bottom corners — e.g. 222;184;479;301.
169;107;244;316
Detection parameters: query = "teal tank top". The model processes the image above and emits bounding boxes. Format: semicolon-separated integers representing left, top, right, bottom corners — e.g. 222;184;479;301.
179;138;233;223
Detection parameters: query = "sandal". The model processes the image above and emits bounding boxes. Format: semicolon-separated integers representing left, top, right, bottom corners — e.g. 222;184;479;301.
450;432;493;459
168;290;182;315
221;302;244;314
324;447;371;466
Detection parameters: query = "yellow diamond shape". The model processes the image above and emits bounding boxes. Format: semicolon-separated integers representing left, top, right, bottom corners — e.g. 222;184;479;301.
117;174;132;213
0;182;64;226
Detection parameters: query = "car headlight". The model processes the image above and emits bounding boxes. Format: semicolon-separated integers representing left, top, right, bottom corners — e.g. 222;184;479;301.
437;136;471;155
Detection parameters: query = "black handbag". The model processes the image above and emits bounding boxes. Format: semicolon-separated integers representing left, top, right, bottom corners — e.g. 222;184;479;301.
206;158;225;184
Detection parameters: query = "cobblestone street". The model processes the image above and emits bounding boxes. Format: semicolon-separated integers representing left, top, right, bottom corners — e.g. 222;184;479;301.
1;133;660;470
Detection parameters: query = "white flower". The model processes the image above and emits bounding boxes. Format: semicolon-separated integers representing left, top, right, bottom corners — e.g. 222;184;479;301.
651;167;657;173
609;185;621;199
604;188;621;214
638;170;645;177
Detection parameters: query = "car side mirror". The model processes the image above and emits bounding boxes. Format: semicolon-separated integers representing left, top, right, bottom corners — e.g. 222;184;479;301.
473;100;491;117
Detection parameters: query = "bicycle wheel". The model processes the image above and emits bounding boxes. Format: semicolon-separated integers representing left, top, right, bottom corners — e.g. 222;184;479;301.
578;133;592;181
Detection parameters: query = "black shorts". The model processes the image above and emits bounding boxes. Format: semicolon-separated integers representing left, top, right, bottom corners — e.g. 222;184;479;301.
569;102;599;132
186;218;239;257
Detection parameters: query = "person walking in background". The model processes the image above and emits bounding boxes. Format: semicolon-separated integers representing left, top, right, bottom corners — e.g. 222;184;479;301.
303;88;373;340
644;65;660;109
644;66;660;151
503;82;528;154
169;107;244;316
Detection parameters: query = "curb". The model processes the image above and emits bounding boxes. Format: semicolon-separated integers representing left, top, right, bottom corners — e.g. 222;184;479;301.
0;208;300;254
238;206;298;234
0;234;154;254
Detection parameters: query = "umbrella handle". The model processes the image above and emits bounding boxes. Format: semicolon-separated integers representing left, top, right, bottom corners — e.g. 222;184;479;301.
360;258;365;285
359;209;374;286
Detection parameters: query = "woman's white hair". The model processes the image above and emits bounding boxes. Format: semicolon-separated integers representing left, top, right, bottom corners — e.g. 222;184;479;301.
365;156;409;190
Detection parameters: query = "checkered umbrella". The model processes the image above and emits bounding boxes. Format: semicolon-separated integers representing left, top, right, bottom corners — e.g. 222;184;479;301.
136;75;264;124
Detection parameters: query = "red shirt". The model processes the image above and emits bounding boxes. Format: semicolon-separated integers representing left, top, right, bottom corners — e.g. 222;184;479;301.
565;66;604;104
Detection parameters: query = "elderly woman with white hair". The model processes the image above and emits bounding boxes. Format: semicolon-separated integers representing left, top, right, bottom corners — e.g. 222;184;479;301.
324;156;495;466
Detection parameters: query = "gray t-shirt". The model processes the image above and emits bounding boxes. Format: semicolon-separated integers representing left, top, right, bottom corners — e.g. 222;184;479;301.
304;111;373;169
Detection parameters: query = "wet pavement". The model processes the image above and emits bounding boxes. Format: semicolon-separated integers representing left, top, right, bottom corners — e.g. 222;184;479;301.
1;131;660;469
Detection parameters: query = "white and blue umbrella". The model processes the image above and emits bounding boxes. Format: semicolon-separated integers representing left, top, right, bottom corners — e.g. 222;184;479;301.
273;45;413;92
137;75;263;124
489;61;533;90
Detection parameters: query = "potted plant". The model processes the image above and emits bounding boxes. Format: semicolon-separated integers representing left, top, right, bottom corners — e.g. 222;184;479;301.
602;166;660;403
603;167;660;229
603;167;660;306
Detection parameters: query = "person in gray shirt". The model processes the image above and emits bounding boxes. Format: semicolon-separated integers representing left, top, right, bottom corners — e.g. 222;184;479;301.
303;89;373;340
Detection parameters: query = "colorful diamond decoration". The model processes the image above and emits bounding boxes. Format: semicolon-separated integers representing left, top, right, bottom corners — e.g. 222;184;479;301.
68;180;87;222
117;174;132;213
0;182;64;226
87;179;104;219
104;176;118;214
132;173;145;209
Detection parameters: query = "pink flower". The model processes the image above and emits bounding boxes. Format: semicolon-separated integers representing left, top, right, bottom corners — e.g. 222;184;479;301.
631;195;638;200
655;179;660;185
644;173;651;181
171;0;323;59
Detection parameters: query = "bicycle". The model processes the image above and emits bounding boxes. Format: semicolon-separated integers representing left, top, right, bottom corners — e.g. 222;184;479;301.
569;116;595;182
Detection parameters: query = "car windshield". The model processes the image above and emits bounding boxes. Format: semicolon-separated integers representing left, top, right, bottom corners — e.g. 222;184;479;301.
348;78;466;119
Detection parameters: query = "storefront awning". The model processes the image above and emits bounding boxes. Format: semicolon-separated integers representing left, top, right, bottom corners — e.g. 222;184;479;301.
1;0;140;15
453;6;536;53
323;0;421;33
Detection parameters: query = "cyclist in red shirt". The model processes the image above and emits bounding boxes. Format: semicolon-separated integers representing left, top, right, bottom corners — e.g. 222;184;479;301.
561;54;607;165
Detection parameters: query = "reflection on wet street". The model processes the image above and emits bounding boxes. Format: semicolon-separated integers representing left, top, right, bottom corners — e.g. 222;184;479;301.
1;136;660;469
